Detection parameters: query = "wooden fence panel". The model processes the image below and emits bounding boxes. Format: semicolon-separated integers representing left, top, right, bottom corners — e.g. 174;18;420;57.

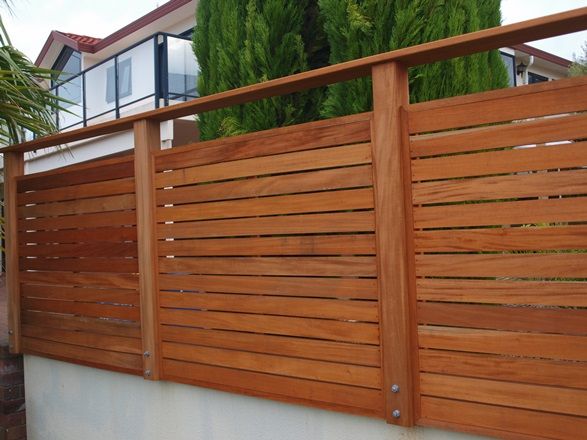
154;114;385;417
408;76;587;440
16;157;142;375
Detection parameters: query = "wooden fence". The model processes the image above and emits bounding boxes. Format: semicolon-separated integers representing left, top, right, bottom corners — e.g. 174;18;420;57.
3;6;587;440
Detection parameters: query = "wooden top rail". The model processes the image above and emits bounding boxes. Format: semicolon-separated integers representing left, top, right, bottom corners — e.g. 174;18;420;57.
3;5;587;154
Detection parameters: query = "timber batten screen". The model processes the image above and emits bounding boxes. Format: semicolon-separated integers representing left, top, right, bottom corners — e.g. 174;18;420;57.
409;76;587;439
154;113;384;417
16;156;142;374
3;7;587;439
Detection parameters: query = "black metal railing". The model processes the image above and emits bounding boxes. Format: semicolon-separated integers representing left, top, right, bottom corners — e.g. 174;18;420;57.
50;32;198;132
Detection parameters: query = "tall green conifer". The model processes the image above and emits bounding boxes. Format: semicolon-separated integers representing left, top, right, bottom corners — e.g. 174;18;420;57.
319;0;509;115
193;0;327;140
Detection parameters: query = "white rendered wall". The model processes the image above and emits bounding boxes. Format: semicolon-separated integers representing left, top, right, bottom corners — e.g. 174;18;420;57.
24;356;489;440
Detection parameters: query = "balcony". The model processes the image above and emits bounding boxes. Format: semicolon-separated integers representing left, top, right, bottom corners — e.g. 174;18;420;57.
52;32;198;131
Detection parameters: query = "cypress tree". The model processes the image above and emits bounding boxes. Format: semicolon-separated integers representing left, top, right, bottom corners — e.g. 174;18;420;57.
193;0;328;140
319;0;509;116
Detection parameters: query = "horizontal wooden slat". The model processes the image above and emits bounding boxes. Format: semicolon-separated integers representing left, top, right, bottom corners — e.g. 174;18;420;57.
156;188;374;223
156;164;372;206
160;309;379;345
410;112;587;158
17;157;134;192
20;271;139;289
22;311;141;338
159;256;376;277
22;325;141;354
416;253;587;278
19;194;136;218
17;176;135;205
160;291;378;322
154;115;371;172
158;274;377;300
418;326;587;361
19;227;137;245
22;298;140;321
411;141;587;181
416;278;587;307
19;210;136;231
157;211;374;239
19;242;138;258
418;302;587;335
415;226;587;252
23;337;141;373
412;169;587;204
414;197;587;228
21;284;139;305
20;257;138;274
163;359;383;416
158;234;376;257
420;396;587;440
408;75;587;133
419;350;587;389
420;373;587;417
160;326;380;366
155;142;371;189
163;342;380;388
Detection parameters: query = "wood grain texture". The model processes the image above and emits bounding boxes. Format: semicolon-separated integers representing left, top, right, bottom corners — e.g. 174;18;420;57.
416;278;587;307
134;119;161;380
5;152;24;353
160;326;380;367
410;112;587;158
155;142;371;189
420;373;587;417
420;397;587;440
419;350;587;389
160;309;379;345
163;359;384;417
162;342;381;388
157;211;374;240
418;326;587;362
159;291;378;322
156;164;372;206
158;274;377;300
157;234;376;257
371;62;415;425
408;75;587;133
411;140;587;181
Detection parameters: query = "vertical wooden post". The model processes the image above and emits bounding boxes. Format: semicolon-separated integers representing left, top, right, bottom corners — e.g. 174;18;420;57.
4;152;24;354
134;119;161;380
371;61;417;425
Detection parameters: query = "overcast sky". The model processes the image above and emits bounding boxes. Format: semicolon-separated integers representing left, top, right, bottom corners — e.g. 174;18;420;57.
3;0;587;62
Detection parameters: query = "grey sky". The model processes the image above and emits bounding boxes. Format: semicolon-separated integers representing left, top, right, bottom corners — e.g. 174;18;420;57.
3;0;587;63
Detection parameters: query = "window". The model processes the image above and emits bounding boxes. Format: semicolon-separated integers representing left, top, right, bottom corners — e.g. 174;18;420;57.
528;72;549;84
52;48;82;108
106;57;132;103
499;51;516;87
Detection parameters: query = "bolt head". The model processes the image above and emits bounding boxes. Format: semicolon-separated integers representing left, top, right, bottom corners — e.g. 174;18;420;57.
391;384;400;393
143;351;151;358
144;369;152;377
8;330;13;335
392;409;401;419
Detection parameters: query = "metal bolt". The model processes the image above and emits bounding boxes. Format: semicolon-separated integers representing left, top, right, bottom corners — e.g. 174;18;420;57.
392;409;401;419
391;384;400;393
8;330;13;335
143;351;151;358
144;369;152;377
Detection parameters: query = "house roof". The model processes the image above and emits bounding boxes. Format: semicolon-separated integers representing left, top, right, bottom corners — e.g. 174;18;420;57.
35;0;192;65
512;43;572;68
